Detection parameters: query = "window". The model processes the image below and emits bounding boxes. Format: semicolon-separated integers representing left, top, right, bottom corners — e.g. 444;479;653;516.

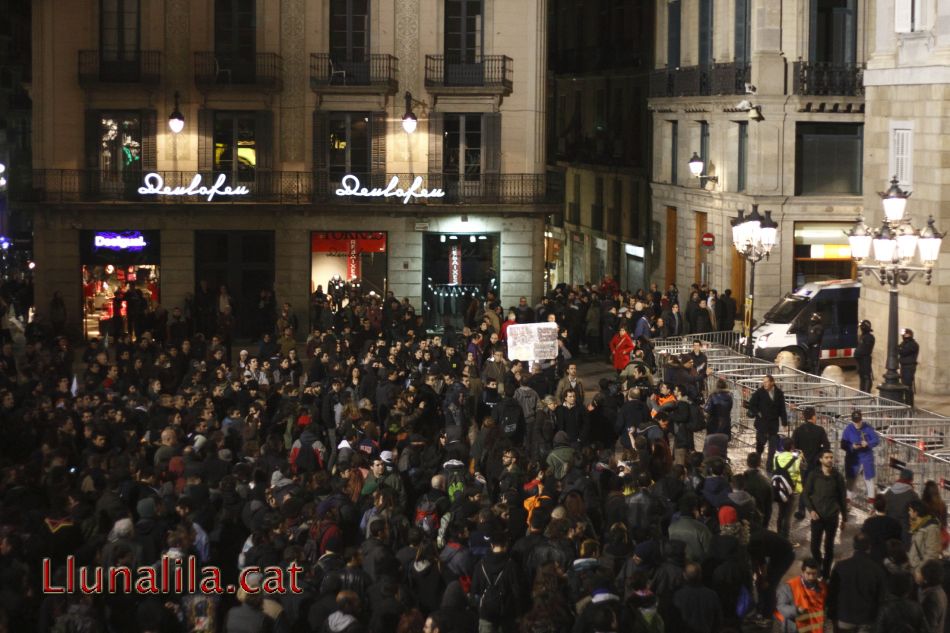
793;222;857;286
699;121;710;187
570;173;581;224
699;0;714;68
327;113;370;180
610;178;622;234
330;0;369;62
445;0;483;63
734;0;751;64
895;0;927;33
97;111;142;178
737;121;748;192
795;123;863;195
444;113;482;181
100;0;139;61
215;0;255;80
630;180;641;239
214;112;257;184
592;177;604;231
889;121;914;190
810;0;856;65
667;0;681;68
670;121;678;184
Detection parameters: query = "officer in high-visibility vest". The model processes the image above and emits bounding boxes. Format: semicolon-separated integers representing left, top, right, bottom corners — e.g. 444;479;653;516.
775;558;827;633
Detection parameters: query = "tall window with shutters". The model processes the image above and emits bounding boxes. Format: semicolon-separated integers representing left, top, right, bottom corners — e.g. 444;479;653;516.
668;0;681;69
100;0;140;64
699;0;714;69
313;111;386;189
889;122;914;191
734;0;751;65
895;0;927;33
429;112;499;200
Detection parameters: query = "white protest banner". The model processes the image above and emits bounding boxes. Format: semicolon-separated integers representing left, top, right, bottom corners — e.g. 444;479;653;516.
505;322;559;362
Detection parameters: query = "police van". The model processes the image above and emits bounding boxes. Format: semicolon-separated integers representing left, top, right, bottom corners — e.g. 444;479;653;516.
748;279;861;368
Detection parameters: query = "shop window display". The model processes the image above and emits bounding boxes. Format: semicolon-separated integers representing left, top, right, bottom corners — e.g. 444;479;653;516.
82;264;159;341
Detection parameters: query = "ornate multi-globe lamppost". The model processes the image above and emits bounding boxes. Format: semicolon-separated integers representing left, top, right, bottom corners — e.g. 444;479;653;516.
848;176;944;404
732;204;778;357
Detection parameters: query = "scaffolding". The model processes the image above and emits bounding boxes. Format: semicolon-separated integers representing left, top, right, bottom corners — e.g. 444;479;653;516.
654;333;950;506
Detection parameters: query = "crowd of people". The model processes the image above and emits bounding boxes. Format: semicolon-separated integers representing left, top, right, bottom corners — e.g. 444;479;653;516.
0;278;944;633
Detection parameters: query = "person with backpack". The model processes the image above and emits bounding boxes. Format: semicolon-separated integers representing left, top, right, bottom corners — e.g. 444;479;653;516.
491;392;525;446
470;529;523;633
772;437;802;540
414;474;450;537
290;423;325;475
668;384;706;467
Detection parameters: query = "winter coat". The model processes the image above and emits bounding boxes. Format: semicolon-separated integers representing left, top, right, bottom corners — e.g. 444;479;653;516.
910;516;942;571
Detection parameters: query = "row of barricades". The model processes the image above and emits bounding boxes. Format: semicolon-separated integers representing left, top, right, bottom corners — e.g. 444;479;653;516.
654;333;950;505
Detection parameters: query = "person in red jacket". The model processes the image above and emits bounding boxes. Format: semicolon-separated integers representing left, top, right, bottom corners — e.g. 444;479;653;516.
610;326;635;372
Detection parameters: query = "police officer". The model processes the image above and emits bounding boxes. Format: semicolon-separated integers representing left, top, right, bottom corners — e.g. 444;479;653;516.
898;328;919;405
855;320;875;393
806;313;825;375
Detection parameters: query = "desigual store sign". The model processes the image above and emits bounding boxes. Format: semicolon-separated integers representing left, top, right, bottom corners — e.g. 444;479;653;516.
311;232;388;292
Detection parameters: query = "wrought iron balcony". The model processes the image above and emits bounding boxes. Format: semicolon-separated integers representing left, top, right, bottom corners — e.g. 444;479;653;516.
194;52;283;92
31;170;559;207
649;63;750;98
425;55;513;95
793;62;864;97
78;50;161;87
309;54;398;94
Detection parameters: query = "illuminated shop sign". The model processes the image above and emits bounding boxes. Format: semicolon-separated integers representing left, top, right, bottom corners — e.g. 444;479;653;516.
138;173;250;201
334;174;445;204
94;232;148;251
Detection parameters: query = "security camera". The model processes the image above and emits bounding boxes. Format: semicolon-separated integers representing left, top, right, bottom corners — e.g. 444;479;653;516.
745;83;757;95
736;99;753;111
748;106;764;122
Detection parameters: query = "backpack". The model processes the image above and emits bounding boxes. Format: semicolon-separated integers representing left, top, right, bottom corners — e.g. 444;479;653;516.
294;440;319;473
478;564;510;623
446;468;467;502
414;496;440;535
735;584;754;618
771;453;798;503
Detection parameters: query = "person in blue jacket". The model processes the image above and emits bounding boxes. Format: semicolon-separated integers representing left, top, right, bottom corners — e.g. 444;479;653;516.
841;410;881;503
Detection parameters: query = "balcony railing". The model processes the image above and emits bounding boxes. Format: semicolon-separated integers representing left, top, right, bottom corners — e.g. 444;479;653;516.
425;55;513;93
194;52;283;92
309;54;398;93
31;170;559;206
793;62;864;96
649;62;750;98
78;50;161;87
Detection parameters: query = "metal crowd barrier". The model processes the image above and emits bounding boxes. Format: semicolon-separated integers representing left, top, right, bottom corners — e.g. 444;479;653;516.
654;333;950;507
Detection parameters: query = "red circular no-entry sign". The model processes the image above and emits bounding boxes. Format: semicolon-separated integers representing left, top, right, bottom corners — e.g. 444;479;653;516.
701;232;715;248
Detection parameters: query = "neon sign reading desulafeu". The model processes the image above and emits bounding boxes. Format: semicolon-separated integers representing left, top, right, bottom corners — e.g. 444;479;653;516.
138;173;250;201
334;175;445;204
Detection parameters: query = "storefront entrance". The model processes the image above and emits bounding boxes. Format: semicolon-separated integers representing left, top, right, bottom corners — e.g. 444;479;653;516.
195;230;275;339
79;230;161;341
422;233;500;331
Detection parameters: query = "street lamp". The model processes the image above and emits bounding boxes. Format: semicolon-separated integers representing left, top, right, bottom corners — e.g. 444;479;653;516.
733;204;778;356
848;175;944;404
401;91;418;134
687;152;718;185
168;91;185;134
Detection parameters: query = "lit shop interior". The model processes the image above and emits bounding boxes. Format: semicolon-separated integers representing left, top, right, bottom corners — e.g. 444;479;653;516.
80;231;160;340
793;222;857;287
310;232;388;297
423;233;500;331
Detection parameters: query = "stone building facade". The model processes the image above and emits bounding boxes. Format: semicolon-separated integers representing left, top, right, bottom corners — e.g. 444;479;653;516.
648;0;868;331
546;0;653;292
862;0;950;392
30;0;556;338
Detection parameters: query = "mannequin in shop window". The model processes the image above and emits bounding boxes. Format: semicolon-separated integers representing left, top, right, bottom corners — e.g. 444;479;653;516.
328;275;345;303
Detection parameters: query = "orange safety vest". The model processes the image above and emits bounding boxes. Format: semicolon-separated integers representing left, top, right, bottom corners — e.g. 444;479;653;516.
774;576;826;633
650;393;676;418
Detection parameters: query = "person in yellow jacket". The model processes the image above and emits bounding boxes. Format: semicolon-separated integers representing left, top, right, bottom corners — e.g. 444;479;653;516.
772;436;803;540
775;558;827;633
